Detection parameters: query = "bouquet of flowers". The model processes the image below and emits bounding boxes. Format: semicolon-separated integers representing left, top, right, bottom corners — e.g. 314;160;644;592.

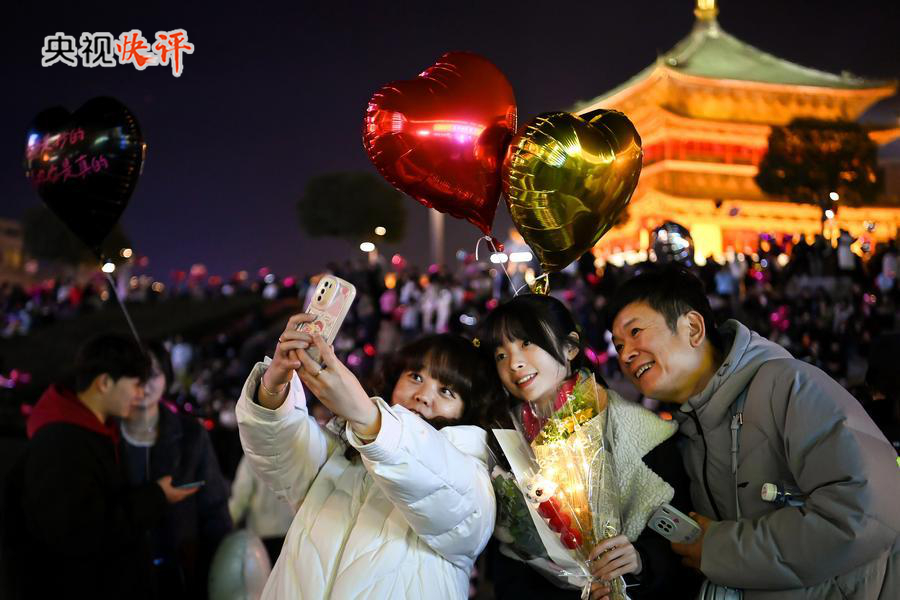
490;466;549;560
493;369;625;600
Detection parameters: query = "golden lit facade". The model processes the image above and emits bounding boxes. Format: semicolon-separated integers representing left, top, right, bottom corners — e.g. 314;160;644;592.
0;218;25;282
574;0;900;261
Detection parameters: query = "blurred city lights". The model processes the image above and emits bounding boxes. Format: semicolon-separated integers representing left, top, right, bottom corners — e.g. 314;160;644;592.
509;251;533;263
374;226;387;236
490;252;508;264
459;314;477;326
360;242;375;252
120;247;133;258
825;209;835;220
829;191;840;201
101;261;115;273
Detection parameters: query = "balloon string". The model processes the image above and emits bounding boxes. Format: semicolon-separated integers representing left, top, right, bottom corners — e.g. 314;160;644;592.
104;271;142;347
475;235;520;297
473;235;491;262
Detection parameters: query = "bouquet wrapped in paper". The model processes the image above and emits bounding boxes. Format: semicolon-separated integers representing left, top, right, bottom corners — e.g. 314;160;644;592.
493;369;626;600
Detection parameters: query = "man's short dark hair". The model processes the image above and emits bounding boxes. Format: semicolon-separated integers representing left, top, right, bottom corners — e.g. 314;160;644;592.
607;263;724;351
73;334;151;393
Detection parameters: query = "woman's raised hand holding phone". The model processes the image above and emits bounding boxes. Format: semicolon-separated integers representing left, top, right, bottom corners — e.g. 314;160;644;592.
257;313;315;409
296;334;381;438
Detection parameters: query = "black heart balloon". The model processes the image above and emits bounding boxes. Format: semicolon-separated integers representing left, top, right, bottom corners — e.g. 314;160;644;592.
24;97;146;255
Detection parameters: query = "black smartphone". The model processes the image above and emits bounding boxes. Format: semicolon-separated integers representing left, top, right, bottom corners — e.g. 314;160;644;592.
174;480;206;490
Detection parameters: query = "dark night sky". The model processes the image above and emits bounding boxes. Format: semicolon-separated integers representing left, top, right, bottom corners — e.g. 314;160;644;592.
3;0;899;280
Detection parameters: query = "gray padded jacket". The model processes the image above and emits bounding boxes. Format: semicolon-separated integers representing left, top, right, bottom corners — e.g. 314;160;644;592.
675;320;900;599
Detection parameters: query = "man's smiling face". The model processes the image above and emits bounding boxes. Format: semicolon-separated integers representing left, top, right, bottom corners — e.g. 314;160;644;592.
611;301;701;403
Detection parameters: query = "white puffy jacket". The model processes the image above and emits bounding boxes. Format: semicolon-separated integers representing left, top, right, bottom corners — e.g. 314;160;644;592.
228;455;296;539
236;361;496;599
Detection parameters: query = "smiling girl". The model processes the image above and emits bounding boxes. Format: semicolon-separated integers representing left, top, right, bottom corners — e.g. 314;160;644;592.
235;313;496;599
479;294;700;600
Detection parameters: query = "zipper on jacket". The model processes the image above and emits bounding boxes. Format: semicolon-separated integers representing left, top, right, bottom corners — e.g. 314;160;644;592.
688;410;723;521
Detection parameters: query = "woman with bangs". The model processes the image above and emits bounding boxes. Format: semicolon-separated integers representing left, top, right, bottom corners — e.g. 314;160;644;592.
235;312;497;600
478;294;700;600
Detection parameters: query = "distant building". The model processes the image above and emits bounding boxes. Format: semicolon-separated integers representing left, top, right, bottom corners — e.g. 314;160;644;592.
573;0;900;260
0;218;24;275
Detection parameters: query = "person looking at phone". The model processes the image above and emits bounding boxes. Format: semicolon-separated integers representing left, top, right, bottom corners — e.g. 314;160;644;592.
609;264;900;599
119;341;233;598
1;334;200;600
235;313;496;599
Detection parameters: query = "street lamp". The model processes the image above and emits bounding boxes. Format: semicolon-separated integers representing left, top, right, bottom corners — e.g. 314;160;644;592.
829;191;840;202
101;261;116;273
359;242;375;252
374;226;387;236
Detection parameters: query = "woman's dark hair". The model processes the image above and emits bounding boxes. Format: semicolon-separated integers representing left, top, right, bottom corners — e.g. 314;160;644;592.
145;340;174;388
372;334;498;428
475;294;606;469
345;334;503;460
74;334;151;393
606;263;724;351
476;294;601;382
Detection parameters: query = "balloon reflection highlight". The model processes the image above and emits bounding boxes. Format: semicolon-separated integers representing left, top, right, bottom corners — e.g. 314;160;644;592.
363;52;517;236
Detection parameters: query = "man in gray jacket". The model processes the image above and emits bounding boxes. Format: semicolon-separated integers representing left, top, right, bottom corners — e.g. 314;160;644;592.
608;264;899;599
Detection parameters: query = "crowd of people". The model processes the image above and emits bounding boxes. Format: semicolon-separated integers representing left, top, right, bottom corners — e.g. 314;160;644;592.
0;233;898;599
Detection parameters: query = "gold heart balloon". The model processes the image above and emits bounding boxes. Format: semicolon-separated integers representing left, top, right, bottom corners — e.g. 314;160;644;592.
502;109;642;272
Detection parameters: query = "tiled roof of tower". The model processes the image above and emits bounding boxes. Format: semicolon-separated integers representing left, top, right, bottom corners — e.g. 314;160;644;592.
574;15;895;111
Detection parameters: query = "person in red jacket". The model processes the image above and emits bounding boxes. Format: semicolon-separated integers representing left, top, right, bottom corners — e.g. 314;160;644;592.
1;334;197;600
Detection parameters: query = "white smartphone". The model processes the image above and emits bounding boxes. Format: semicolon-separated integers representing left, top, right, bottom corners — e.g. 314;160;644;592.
648;503;702;544
299;275;357;363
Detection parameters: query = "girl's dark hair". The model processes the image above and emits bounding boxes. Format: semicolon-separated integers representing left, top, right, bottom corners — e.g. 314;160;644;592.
476;294;606;469
372;334;493;427
477;294;601;382
145;340;173;388
345;334;503;460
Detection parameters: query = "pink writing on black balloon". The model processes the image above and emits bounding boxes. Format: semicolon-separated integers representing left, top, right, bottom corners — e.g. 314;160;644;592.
33;153;110;186
26;128;87;161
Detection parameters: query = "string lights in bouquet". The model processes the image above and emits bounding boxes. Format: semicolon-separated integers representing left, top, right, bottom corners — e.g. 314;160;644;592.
497;371;627;600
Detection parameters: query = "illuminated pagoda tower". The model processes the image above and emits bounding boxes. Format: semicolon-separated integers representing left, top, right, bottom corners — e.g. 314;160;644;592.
574;0;900;260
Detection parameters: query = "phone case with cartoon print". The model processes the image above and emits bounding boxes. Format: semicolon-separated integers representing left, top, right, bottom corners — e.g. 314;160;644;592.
299;275;356;363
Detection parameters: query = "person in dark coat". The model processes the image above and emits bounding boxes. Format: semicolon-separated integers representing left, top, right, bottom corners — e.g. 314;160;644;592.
120;341;232;599
864;332;900;452
1;334;198;600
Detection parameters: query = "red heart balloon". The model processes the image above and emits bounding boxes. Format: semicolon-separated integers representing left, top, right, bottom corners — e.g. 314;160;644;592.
363;52;516;235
